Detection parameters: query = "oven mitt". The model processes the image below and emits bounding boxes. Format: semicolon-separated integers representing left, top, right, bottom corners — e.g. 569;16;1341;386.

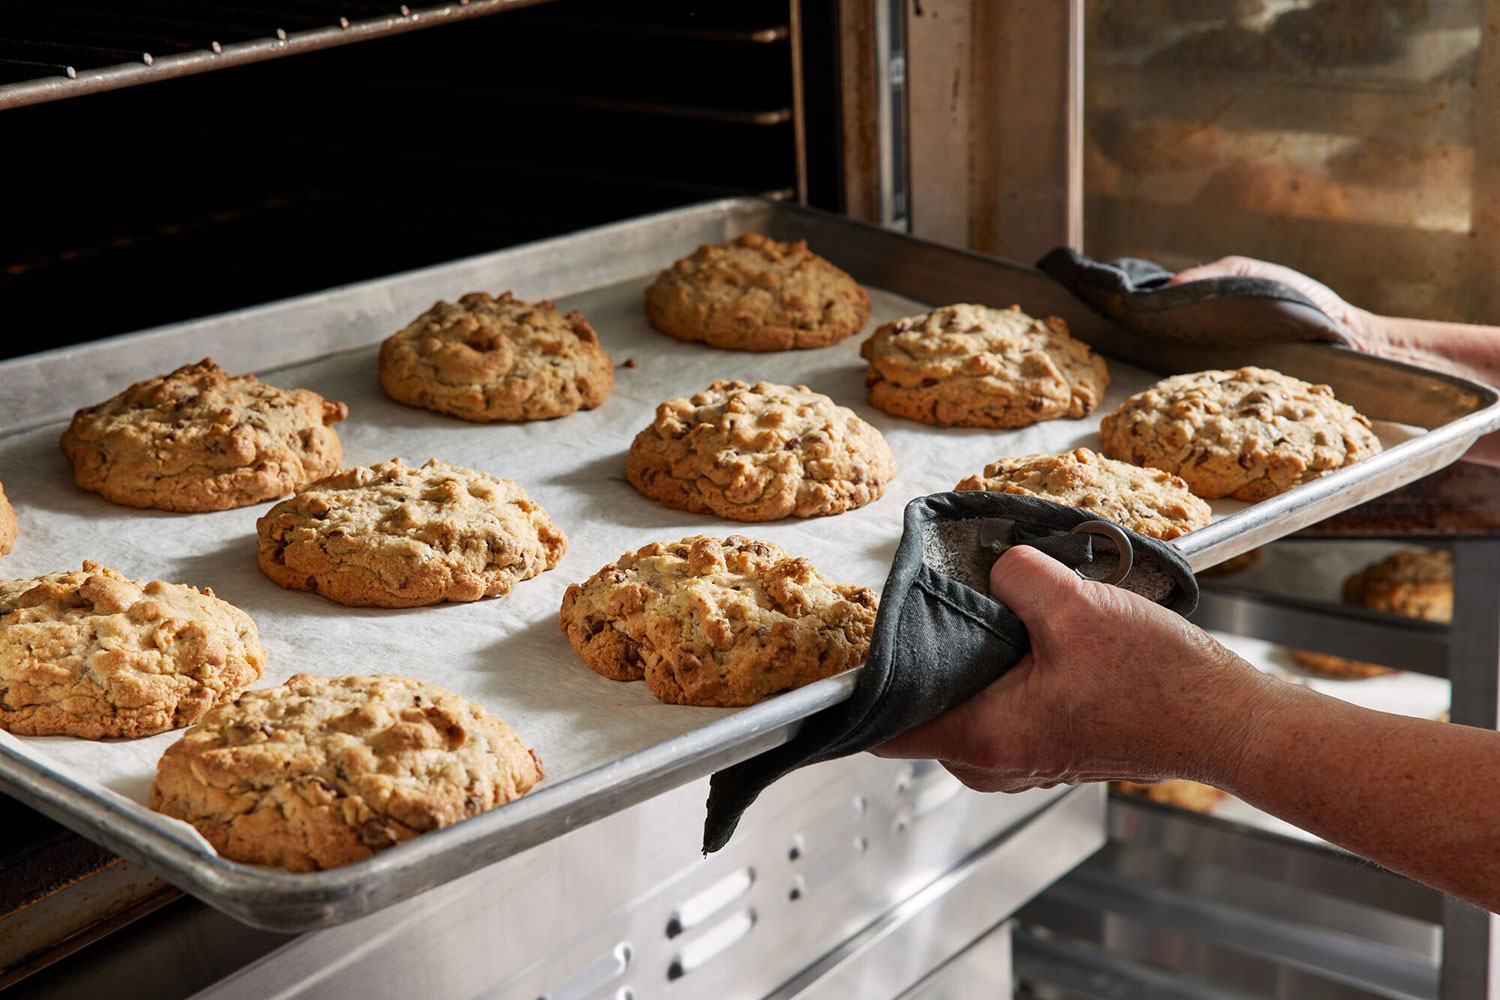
702;492;1198;853
1036;246;1352;346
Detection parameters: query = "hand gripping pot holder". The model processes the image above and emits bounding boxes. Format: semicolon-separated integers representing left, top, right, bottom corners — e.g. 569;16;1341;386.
702;492;1199;853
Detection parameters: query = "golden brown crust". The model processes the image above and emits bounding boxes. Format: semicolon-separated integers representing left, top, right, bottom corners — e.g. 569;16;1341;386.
1289;649;1398;680
150;674;543;872
644;233;870;351
59;359;347;513
1099;367;1381;501
860;304;1110;428
378;291;613;422
558;535;878;706
625;380;895;522
0;482;15;557
257;458;566;608
954;448;1211;540
0;562;265;738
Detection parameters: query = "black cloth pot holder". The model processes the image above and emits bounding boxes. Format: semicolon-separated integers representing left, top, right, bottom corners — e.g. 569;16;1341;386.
702;492;1199;853
1036;246;1351;347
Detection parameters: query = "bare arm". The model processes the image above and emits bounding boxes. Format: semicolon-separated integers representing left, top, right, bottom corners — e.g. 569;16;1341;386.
1171;256;1500;467
875;546;1500;911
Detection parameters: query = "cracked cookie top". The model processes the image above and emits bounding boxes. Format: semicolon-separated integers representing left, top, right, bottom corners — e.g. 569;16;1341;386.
860;303;1110;428
150;673;543;872
559;535;878;706
644;233;870;351
954;448;1212;540
1099;366;1381;501
625;379;895;522
60;359;348;512
256;458;566;608
379;291;613;422
0;562;265;738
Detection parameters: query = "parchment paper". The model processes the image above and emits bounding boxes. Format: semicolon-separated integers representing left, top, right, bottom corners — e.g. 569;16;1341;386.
0;276;1424;858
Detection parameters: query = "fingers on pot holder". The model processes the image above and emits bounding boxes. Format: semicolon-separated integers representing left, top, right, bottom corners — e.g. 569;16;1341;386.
701;492;1199;854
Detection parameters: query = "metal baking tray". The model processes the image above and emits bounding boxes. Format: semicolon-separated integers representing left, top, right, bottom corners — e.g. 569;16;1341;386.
0;198;1496;932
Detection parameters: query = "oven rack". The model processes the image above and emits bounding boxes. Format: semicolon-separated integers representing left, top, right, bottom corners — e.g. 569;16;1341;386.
0;1;549;110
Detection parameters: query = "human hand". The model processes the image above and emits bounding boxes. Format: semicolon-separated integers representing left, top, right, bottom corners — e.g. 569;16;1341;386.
1170;255;1385;353
871;545;1279;793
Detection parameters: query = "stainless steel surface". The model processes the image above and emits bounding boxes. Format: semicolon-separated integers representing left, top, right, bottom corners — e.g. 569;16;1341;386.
1019;797;1447;1000
177;760;1095;1000
1192;586;1451;678
1;197;1495;932
771;788;1100;999
896;922;1013;1000
0;856;176;989
1441;539;1500;1000
0;2;553;111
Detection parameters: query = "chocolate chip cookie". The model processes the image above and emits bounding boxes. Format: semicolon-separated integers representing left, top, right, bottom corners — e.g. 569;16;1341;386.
1100;367;1381;501
379;291;613;422
0;562;265;738
150;673;543;872
860;304;1110;428
1291;547;1452;679
60;359;348;512
257;458;566;608
954;448;1211;540
559;535;878;706
644;233;870;351
625;380;895;522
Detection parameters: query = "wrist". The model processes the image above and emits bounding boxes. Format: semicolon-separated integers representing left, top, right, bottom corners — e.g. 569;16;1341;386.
1344;307;1390;355
1198;669;1311;794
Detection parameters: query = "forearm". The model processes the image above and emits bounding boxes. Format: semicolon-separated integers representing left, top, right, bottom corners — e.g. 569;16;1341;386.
1358;311;1500;467
1208;678;1500;911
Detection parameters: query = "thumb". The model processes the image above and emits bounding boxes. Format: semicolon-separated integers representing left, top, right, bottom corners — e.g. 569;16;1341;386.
988;544;1085;629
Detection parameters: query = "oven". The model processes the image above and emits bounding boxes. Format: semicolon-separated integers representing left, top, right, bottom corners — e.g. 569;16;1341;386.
2;3;1499;999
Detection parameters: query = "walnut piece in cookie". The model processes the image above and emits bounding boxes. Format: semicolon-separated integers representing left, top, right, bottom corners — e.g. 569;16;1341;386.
150;673;543;872
626;380;895;522
257;458;566;608
1291;547;1452;679
559;535;878;706
860;304;1110;428
379;291;613;422
955;448;1211;540
60;359;348;512
1099;366;1381;501
644;233;870;351
0;562;265;738
0;482;15;557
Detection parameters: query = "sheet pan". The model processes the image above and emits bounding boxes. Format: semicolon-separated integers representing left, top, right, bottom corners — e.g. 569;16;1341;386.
0;199;1495;930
